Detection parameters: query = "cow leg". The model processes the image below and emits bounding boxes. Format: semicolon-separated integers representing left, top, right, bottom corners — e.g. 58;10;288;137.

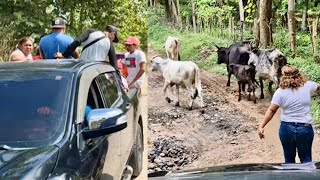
242;83;246;92
185;85;194;110
163;81;172;103
198;88;204;108
238;81;241;102
174;85;180;106
188;97;194;110
166;50;170;59
268;81;273;95
259;77;264;99
252;85;257;104
227;72;232;87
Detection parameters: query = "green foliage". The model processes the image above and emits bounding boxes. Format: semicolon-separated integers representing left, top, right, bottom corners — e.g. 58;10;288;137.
243;0;257;23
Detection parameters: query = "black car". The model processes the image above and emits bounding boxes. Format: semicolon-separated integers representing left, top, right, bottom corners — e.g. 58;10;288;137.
0;60;144;179
148;162;320;180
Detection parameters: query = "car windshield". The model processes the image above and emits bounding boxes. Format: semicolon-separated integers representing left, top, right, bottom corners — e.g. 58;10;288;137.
0;71;72;148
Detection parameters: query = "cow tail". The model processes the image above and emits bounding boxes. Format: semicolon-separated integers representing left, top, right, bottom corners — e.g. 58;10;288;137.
178;52;181;61
194;66;201;99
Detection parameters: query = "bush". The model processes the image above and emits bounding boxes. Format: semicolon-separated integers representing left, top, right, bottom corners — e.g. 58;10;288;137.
0;25;16;62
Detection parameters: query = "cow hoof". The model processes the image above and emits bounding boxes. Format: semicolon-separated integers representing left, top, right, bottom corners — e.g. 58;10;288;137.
238;98;241;102
174;102;180;106
165;97;172;103
260;95;264;99
188;107;192;111
253;100;257;104
226;83;230;87
200;109;205;114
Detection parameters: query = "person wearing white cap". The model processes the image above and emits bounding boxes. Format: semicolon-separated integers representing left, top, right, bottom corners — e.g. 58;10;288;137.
54;26;124;89
39;17;79;59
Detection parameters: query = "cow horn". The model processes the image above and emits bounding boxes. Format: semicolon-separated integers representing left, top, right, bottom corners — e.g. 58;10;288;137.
214;44;220;49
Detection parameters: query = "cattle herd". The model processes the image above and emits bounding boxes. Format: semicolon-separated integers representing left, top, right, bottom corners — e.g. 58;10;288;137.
150;36;288;111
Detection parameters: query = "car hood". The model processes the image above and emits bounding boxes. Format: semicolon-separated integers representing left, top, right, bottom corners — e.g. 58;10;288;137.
149;162;320;180
0;145;59;179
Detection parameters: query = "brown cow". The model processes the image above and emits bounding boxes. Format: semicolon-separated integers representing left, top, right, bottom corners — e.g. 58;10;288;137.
164;36;181;61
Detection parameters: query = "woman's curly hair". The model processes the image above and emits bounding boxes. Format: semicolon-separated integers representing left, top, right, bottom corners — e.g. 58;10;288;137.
279;65;306;89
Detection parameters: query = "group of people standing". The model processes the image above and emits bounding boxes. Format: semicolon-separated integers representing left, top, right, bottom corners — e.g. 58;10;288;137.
9;17;146;90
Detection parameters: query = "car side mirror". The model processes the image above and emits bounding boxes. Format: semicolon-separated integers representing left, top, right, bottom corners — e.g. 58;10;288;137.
81;108;127;140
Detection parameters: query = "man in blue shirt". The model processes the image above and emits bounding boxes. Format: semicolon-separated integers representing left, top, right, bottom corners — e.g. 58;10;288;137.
39;17;79;59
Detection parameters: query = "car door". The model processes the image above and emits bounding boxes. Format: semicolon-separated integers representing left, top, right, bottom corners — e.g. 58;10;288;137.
76;76;110;179
95;72;135;177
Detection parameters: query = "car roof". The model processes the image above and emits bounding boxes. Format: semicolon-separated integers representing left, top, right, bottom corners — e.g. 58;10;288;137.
0;59;114;73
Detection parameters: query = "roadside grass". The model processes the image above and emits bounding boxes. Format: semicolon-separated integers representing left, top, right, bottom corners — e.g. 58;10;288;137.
148;8;320;124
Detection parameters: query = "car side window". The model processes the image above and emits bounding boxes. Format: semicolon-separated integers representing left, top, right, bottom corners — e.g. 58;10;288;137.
97;73;120;107
81;79;104;129
88;79;104;109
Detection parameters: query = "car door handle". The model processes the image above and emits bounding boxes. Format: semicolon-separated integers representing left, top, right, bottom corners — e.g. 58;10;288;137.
126;103;131;109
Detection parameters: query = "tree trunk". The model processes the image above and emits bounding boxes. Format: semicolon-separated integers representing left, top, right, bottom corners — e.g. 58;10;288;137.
192;0;196;33
259;0;272;48
254;0;260;48
170;0;179;25
176;0;182;29
185;15;189;31
164;0;171;21
229;17;232;39
232;17;235;41
288;0;297;58
239;0;245;43
309;17;319;63
301;0;309;31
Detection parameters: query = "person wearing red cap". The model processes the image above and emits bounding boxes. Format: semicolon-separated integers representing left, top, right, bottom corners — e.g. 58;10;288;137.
122;37;146;89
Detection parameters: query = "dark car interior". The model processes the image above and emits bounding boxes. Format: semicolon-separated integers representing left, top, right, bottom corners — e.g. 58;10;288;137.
0;78;68;143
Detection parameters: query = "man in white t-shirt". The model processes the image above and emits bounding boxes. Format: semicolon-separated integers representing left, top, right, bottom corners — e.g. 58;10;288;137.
122;37;146;89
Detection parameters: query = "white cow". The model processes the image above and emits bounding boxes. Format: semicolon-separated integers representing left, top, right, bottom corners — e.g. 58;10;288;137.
248;48;287;99
164;36;181;61
150;57;204;110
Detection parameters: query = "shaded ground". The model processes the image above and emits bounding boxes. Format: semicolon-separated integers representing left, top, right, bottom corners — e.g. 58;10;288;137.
147;46;320;173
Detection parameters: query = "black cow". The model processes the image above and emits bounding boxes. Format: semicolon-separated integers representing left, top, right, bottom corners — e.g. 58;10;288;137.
230;63;257;104
215;43;251;87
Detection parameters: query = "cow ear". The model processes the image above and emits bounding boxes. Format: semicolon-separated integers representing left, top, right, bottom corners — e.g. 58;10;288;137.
244;65;251;71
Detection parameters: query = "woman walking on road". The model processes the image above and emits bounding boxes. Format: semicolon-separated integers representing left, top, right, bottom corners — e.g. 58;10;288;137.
259;65;320;163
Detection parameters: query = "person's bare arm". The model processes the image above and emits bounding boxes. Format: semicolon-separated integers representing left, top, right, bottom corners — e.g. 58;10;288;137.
259;103;280;139
128;62;145;89
10;54;25;61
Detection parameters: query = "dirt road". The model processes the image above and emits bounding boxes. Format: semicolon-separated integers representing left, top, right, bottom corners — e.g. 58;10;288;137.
147;47;320;173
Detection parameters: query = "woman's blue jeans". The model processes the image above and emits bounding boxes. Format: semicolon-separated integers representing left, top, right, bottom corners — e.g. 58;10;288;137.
279;121;314;163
